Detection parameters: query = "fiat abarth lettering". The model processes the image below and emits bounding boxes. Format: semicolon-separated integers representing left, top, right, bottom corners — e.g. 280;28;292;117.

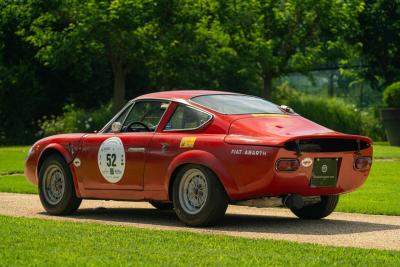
25;90;373;226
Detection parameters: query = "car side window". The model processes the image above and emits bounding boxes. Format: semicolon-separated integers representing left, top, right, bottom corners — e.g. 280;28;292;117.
123;100;169;132
164;105;212;131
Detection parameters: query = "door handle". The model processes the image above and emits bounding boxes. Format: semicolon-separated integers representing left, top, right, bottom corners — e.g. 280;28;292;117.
160;143;169;152
127;147;146;153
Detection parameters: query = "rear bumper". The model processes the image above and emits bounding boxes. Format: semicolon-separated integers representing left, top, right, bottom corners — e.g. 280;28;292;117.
227;145;372;200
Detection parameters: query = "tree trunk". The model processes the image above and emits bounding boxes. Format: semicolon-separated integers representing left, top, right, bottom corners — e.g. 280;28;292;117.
111;61;127;112
262;74;273;100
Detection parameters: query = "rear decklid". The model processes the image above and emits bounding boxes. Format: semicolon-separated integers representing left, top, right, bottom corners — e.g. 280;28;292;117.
225;115;371;147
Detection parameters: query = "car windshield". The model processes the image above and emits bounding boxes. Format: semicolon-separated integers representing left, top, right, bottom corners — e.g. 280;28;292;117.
191;94;284;115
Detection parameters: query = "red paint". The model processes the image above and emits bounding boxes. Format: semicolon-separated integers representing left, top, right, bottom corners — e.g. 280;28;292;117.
25;90;373;202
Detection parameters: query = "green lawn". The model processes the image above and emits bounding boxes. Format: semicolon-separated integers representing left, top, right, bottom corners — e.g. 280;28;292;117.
0;175;37;194
0;146;29;175
0;215;399;266
373;142;400;159
337;161;400;215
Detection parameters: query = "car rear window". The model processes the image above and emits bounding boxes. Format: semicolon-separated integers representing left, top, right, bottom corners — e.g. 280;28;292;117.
191;94;284;115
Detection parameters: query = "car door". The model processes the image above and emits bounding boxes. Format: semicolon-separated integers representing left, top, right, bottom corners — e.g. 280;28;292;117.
144;103;213;191
76;100;170;191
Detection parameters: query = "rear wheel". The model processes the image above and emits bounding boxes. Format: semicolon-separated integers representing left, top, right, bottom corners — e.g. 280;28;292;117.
149;201;173;210
38;154;81;215
290;195;339;219
172;164;228;227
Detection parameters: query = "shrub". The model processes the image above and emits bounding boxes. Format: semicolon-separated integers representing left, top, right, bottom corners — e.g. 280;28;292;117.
272;84;385;140
39;103;113;136
383;82;400;108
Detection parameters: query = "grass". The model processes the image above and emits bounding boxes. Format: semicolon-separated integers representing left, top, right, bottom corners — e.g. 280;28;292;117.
337;161;400;215
0;215;399;266
373;142;400;159
0;175;37;194
0;146;29;175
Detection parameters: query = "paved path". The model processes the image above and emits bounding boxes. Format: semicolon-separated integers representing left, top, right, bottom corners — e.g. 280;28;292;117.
1;192;400;251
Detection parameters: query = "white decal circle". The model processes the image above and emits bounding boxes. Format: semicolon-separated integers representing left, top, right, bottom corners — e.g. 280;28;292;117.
301;157;313;168
98;137;125;183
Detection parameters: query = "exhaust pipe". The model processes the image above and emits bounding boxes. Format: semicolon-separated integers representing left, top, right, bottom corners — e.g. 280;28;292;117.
234;194;321;209
283;194;304;209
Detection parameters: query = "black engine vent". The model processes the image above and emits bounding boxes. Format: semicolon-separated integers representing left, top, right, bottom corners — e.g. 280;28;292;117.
284;138;370;152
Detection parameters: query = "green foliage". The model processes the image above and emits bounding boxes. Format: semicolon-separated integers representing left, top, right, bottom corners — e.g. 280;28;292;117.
273;84;385;140
357;0;400;88
212;0;364;97
0;0;390;144
39;103;113;136
25;0;162;110
383;81;400;108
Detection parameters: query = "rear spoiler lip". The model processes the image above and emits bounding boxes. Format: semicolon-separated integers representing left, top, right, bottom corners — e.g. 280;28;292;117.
283;134;373;146
224;133;373;147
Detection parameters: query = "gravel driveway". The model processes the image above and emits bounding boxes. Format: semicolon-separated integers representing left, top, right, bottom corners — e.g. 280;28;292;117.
1;192;399;251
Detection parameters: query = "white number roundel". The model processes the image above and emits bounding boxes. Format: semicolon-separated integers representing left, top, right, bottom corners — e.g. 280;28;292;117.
98;137;125;183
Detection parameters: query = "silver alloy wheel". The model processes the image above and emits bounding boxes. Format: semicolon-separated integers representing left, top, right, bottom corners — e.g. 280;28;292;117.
42;164;65;205
178;168;208;215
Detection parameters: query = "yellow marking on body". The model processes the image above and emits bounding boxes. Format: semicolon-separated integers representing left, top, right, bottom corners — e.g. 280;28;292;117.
180;137;197;148
252;114;289;117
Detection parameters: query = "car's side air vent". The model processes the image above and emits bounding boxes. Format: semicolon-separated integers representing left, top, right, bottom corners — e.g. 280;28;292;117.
284;139;370;152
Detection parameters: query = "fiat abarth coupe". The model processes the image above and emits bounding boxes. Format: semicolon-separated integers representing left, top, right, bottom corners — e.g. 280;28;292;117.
25;90;373;226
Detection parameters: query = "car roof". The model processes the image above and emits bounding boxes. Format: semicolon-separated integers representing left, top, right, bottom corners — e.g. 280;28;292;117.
134;90;239;101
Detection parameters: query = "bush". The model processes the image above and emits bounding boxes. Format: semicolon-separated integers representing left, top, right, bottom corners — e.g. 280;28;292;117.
272;84;385;140
383;82;400;108
39;103;113;136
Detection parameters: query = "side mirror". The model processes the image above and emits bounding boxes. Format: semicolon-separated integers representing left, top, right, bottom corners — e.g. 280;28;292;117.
111;122;122;133
280;105;295;113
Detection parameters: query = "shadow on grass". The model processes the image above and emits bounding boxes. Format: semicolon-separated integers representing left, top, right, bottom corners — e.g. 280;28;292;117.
38;206;400;236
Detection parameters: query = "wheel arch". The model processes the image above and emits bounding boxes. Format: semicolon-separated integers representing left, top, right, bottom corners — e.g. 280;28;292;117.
165;150;239;201
37;144;81;198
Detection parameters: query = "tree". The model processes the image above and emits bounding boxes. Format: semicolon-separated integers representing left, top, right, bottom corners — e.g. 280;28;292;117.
208;0;364;99
25;0;160;110
357;0;400;89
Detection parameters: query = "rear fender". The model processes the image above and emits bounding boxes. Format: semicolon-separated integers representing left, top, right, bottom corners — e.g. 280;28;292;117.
165;150;239;200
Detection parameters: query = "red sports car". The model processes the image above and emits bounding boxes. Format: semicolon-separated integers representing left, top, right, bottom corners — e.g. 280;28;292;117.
25;90;373;226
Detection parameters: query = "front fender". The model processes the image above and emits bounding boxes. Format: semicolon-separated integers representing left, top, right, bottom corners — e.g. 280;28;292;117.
165;150;240;200
36;143;82;198
39;143;74;165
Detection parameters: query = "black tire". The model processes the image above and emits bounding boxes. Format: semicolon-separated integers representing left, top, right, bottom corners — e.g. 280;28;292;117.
149;201;173;210
172;164;228;227
38;154;82;215
290;195;339;219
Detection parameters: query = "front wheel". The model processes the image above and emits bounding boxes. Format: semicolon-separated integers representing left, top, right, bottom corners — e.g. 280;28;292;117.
38;154;81;215
290;195;339;219
172;165;228;227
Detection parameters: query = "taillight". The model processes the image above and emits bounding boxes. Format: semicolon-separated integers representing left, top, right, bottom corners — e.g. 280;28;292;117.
276;159;300;172
355;157;372;171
